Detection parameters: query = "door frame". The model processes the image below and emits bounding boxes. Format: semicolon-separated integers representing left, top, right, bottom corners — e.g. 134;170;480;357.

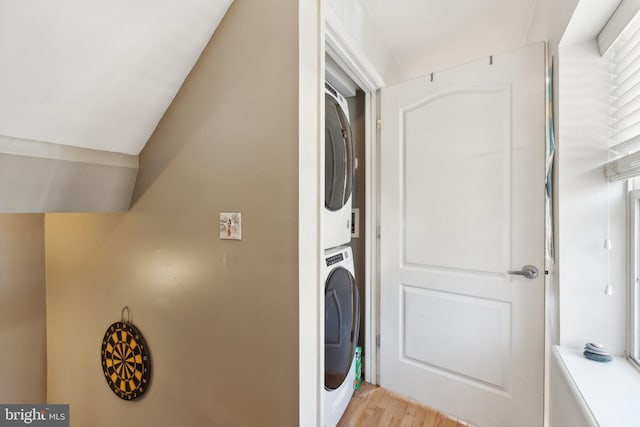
298;3;385;425
325;8;385;388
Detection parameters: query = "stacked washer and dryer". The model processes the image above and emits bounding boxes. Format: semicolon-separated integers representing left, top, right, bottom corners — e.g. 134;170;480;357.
323;81;359;427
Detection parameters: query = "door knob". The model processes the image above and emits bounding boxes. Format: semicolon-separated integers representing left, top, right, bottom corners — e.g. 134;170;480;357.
508;265;538;279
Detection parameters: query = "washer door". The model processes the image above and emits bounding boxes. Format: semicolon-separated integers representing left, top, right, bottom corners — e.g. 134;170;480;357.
325;93;354;212
325;266;360;390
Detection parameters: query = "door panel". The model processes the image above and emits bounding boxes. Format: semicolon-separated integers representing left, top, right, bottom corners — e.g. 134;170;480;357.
380;43;545;427
403;87;511;273
402;285;511;391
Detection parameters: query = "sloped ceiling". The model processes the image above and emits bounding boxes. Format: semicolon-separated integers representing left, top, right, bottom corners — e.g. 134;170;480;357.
0;0;232;212
0;0;232;155
361;0;539;79
0;0;541;211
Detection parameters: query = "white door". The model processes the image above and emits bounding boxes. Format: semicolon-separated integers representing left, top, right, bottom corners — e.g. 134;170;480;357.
380;43;545;427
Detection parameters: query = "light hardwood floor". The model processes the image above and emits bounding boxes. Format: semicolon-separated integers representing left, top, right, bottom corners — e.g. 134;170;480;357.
336;382;474;427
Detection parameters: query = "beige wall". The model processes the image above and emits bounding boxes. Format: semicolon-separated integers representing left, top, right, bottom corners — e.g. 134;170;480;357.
0;137;138;213
45;1;300;426
0;214;46;403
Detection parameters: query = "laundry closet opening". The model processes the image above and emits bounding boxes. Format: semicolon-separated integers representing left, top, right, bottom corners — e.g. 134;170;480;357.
326;53;367;350
323;50;373;427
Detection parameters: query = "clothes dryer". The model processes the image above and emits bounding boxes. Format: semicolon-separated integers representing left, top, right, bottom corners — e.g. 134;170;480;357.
325;82;354;250
324;245;359;427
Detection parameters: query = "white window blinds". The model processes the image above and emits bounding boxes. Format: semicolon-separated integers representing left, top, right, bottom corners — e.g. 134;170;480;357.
605;5;640;181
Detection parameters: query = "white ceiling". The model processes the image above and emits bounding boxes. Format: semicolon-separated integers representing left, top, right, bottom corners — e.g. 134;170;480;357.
0;0;232;155
0;0;544;159
361;0;540;79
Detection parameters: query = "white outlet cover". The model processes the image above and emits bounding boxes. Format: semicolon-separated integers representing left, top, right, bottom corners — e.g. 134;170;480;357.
219;212;241;240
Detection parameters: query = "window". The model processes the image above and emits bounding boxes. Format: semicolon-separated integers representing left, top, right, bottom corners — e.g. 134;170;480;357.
602;2;640;367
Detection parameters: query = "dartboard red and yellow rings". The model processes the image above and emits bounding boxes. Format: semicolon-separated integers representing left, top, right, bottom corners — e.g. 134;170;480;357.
101;321;151;400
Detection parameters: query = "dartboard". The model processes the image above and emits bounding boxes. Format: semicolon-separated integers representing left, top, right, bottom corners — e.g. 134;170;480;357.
101;321;151;400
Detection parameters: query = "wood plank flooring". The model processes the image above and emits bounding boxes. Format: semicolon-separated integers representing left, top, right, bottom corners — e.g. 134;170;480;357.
336;382;474;427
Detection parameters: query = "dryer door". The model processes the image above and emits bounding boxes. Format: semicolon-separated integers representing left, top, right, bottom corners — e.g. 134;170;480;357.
325;94;354;212
325;266;359;390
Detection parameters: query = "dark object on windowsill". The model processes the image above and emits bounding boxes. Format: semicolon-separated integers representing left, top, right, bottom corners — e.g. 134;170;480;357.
583;342;613;363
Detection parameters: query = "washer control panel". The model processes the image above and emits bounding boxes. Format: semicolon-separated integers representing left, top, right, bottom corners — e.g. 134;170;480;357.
326;253;344;267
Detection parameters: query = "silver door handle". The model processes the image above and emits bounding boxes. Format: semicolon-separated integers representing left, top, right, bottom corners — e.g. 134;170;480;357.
508;265;538;279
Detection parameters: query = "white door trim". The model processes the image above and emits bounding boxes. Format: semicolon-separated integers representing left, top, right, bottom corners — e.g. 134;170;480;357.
325;10;385;93
363;91;380;385
299;1;323;426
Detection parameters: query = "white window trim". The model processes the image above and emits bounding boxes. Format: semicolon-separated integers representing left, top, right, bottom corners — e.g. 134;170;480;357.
629;189;640;367
598;0;640;55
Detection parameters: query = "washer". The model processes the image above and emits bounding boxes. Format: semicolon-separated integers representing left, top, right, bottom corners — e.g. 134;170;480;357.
325;82;354;250
324;245;359;427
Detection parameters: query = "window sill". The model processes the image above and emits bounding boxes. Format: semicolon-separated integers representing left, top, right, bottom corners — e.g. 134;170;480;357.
553;345;640;427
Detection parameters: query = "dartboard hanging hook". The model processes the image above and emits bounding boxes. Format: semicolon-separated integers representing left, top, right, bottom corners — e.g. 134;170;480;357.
121;306;131;324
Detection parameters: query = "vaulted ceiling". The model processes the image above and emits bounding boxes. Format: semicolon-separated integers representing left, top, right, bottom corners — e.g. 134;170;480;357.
0;0;232;156
0;0;233;212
